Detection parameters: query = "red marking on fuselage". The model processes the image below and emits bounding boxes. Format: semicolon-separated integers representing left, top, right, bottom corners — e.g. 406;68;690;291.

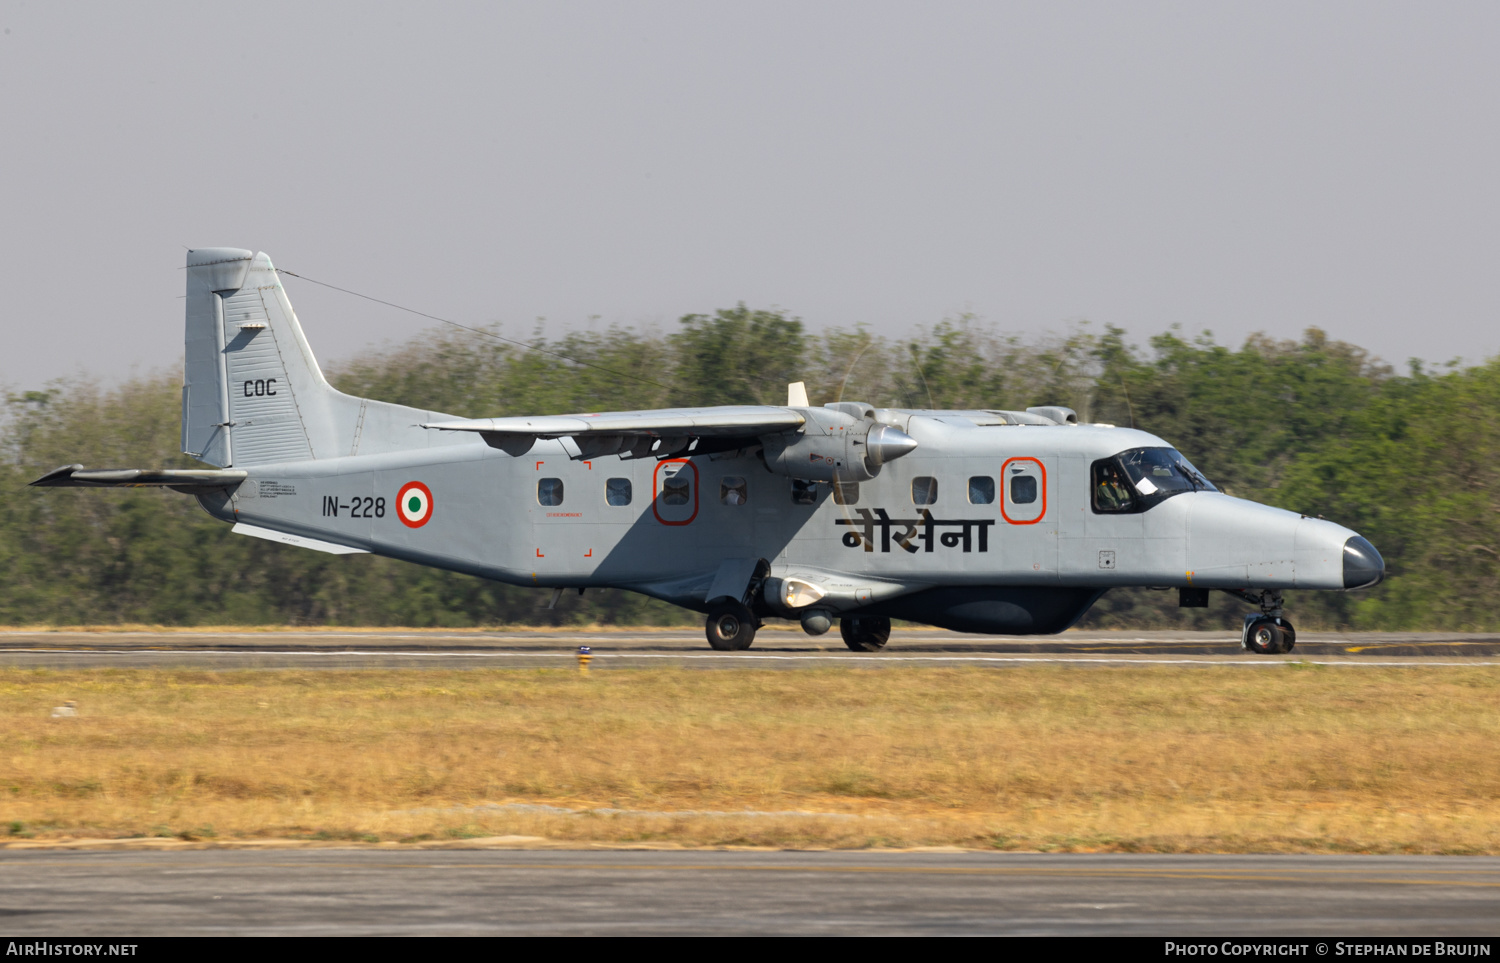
1001;457;1048;525
652;459;700;526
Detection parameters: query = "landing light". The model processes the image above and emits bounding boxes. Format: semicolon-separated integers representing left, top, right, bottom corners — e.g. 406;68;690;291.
782;578;827;609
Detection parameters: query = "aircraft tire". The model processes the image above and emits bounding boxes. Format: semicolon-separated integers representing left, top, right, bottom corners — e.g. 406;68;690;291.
1245;617;1288;655
706;601;757;651
840;616;891;652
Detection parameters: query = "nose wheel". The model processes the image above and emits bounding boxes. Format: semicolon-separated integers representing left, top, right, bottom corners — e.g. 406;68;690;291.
1243;615;1297;655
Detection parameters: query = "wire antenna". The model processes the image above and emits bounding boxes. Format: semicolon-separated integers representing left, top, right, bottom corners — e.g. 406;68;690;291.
276;269;672;392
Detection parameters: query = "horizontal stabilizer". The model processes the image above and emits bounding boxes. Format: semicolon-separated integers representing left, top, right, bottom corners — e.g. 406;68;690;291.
231;522;369;555
30;465;249;489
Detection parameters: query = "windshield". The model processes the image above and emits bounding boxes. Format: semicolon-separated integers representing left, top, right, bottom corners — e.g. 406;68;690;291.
1113;447;1216;509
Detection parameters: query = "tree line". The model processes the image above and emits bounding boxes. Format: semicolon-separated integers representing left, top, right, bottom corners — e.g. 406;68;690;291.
3;306;1494;629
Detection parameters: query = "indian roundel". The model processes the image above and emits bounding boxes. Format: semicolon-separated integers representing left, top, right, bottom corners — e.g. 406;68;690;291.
397;481;434;528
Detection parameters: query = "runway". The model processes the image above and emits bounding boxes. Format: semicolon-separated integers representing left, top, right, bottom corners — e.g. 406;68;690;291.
1;850;1497;936
2;629;1499;668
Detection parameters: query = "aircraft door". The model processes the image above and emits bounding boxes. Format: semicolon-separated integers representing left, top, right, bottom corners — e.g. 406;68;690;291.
653;459;699;526
528;457;591;579
1000;456;1056;579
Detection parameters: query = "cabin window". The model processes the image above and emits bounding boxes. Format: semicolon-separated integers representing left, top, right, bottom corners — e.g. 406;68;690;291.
791;479;818;505
1010;475;1038;505
968;476;995;505
912;476;938;505
537;477;564;507
662;475;691;506
833;481;860;505
720;476;747;506
606;477;632;506
1091;460;1136;513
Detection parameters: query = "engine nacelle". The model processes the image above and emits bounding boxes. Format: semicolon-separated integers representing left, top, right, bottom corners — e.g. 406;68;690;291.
759;408;917;483
762;429;868;482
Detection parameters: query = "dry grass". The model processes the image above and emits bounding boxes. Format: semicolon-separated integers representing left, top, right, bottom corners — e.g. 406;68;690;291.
2;665;1498;852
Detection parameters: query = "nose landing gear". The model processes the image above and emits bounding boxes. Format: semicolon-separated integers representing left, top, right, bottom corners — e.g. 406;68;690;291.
1232;591;1297;655
1244;615;1297;655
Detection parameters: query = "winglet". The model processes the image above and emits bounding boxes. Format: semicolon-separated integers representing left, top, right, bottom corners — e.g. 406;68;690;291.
787;382;810;407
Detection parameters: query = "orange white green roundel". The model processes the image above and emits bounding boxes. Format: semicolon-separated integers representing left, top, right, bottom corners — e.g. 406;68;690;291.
396;481;434;528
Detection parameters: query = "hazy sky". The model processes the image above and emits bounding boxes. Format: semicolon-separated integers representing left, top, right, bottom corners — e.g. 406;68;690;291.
2;1;1498;389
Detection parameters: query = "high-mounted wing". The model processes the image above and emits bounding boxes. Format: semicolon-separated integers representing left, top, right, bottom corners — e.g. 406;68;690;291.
422;405;807;459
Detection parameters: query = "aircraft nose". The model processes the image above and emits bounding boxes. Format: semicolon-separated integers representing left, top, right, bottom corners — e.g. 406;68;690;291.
1343;535;1385;589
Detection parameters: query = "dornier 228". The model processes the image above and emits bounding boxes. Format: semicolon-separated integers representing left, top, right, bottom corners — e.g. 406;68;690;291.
32;249;1385;654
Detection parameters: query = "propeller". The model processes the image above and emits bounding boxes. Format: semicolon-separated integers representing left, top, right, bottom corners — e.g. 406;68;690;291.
864;424;918;469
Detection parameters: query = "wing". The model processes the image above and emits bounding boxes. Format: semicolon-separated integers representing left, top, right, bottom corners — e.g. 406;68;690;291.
421;405;807;458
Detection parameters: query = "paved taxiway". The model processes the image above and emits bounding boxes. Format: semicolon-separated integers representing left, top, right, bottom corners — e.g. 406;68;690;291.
2;851;1497;936
2;629;1498;668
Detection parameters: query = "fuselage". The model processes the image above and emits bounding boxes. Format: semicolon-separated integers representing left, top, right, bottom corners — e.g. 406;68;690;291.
201;415;1370;627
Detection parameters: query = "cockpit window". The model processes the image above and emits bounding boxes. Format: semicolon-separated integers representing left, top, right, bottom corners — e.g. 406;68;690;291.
1093;448;1215;513
1120;448;1216;496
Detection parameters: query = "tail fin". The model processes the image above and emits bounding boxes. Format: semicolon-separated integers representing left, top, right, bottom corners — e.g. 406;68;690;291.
182;248;454;467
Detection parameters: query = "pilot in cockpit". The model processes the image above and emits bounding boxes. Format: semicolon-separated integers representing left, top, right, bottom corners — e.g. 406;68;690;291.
1094;462;1134;512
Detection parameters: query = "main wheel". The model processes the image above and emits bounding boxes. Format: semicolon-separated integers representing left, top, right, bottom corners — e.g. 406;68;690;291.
1245;617;1287;655
840;615;891;652
706;600;758;651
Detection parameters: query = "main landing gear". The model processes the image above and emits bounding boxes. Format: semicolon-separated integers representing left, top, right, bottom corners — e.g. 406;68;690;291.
840;615;891;652
1232;590;1297;655
705;604;893;653
705;599;760;651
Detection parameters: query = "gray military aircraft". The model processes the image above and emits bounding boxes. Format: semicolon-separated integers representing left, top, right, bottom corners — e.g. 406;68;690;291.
32;248;1385;654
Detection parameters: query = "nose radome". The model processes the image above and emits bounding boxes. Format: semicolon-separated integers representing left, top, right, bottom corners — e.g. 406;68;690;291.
1343;536;1385;589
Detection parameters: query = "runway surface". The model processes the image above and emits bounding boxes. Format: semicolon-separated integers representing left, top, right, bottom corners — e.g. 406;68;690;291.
1;850;1497;936
2;629;1499;668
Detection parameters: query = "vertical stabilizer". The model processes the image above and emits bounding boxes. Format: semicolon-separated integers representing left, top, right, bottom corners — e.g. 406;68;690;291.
181;248;462;467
